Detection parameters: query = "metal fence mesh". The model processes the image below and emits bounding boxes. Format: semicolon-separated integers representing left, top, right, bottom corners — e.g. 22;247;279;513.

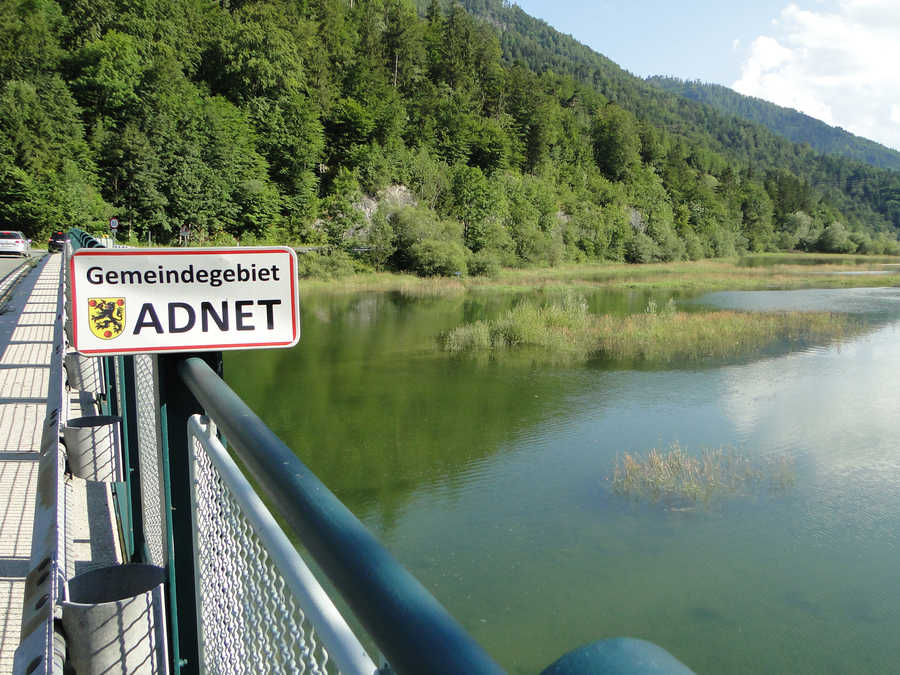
135;354;167;566
190;433;333;674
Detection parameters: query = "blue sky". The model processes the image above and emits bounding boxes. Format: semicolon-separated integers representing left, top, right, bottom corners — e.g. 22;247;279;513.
512;0;900;151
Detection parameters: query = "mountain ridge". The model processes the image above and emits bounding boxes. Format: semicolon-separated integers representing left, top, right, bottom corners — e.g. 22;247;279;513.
646;76;900;172
451;0;900;233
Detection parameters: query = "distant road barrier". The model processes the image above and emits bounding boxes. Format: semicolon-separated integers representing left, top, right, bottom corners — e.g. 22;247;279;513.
16;228;694;674
0;256;37;311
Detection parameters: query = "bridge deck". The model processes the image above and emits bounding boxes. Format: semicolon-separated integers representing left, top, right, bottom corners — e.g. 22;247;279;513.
0;255;121;674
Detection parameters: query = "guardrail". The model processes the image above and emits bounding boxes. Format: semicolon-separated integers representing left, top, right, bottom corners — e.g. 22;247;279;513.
0;256;37;312
18;228;694;674
13;250;68;674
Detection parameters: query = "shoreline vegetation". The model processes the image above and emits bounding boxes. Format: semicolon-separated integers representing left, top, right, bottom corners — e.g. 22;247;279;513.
296;254;888;366
438;293;860;365
298;254;900;296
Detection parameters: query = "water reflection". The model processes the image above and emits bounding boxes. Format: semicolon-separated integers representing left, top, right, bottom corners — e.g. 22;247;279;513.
696;286;900;316
738;254;900;267
228;292;598;532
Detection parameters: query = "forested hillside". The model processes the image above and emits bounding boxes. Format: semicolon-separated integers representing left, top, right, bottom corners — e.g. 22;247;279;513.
646;77;900;172
454;0;900;239
2;0;900;276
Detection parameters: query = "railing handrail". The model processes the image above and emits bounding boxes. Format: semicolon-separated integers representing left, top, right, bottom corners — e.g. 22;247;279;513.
186;415;378;675
176;355;505;675
69;228;104;250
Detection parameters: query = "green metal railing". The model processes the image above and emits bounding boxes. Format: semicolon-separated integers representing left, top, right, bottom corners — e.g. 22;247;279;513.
176;355;504;674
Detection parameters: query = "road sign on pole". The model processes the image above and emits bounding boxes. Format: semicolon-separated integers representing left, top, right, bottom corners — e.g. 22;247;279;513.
109;217;119;231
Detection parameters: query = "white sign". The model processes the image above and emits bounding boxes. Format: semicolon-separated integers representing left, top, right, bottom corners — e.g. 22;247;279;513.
109;218;119;230
69;247;300;355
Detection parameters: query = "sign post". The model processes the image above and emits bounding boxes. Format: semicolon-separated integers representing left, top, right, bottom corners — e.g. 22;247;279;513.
69;247;300;355
68;245;300;675
109;217;119;241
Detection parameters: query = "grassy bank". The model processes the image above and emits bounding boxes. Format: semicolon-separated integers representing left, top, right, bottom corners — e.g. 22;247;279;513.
298;254;900;296
440;294;860;365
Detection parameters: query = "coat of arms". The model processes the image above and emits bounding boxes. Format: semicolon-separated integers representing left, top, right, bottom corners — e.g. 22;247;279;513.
88;298;125;339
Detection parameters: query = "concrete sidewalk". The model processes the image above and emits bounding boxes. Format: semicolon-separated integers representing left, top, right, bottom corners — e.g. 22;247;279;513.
0;256;56;673
0;255;121;674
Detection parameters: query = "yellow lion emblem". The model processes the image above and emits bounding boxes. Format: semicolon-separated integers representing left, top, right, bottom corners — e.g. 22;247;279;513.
88;298;125;340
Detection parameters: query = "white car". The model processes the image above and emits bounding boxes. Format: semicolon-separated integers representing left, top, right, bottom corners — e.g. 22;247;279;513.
0;230;31;257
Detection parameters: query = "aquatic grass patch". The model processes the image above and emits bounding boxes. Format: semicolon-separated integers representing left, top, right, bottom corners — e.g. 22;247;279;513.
593;307;855;363
440;295;859;365
612;443;795;508
440;293;595;356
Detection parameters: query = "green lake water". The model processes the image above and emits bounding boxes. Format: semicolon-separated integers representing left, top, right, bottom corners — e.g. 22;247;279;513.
226;286;900;674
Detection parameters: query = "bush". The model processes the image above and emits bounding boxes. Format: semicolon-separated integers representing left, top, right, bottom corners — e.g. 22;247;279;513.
467;249;502;277
878;233;900;255
708;227;739;257
568;202;629;261
776;229;799;251
682;228;705;260
238;226;293;246
356;209;395;269
624;232;660;263
850;231;874;254
497;171;561;265
387;205;463;273
296;250;358;279
210;229;239;246
319;168;367;246
647;217;686;261
855;232;900;256
816;222;856;253
409;238;467;276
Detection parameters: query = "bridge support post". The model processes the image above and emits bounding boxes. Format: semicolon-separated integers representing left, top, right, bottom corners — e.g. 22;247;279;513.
118;354;146;562
158;352;222;675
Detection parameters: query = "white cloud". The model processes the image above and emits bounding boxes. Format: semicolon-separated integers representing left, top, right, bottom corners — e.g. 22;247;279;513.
733;1;900;150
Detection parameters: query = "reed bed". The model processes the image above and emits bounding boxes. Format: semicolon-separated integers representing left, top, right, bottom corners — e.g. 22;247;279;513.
486;260;900;294
440;295;858;364
612;443;795;507
593;308;854;363
299;271;469;296
300;256;900;296
441;293;595;355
